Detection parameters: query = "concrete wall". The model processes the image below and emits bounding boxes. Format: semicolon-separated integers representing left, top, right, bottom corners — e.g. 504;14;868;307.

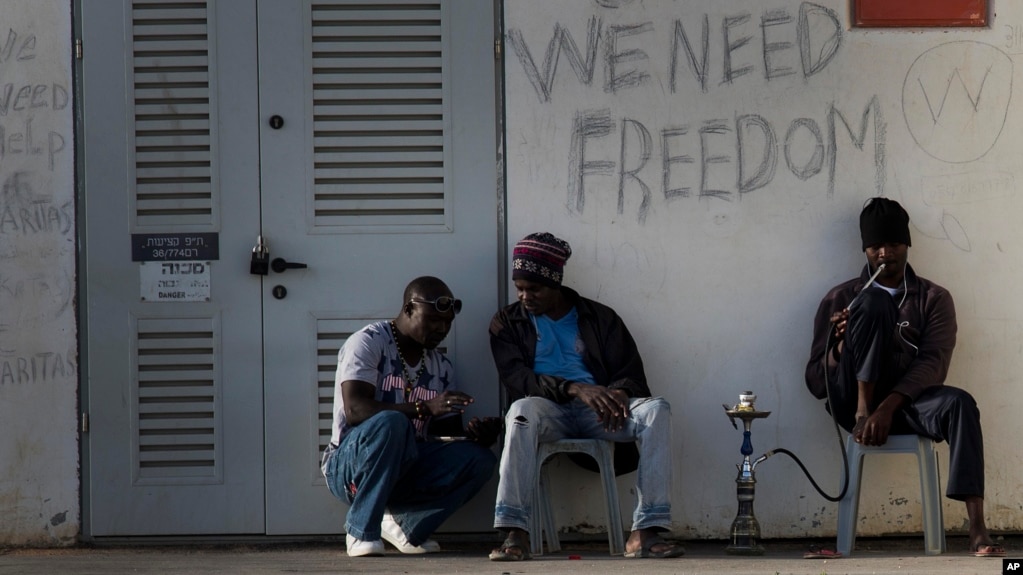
0;0;77;546
504;0;1023;539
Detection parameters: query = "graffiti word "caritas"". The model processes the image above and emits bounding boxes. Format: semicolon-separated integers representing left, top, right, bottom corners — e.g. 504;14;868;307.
0;351;76;385
0;197;73;235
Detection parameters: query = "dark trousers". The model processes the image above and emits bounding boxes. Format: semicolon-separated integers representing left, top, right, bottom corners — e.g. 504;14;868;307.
827;288;985;500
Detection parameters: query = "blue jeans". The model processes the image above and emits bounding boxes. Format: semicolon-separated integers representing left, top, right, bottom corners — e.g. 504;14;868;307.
493;396;673;532
323;411;496;546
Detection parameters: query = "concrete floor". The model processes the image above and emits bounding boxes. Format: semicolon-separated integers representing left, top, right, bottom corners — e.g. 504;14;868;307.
0;535;1017;575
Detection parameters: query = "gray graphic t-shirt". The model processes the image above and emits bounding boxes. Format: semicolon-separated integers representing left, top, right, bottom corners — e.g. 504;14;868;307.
328;321;457;448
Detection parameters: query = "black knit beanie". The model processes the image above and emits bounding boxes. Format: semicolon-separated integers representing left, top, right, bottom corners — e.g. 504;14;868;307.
859;197;911;251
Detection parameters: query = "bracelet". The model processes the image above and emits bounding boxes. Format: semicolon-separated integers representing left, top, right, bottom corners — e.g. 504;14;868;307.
415;400;426;420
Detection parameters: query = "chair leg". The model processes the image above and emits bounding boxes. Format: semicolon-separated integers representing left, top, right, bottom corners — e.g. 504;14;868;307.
916;437;946;555
836;436;865;557
540;462;561;553
529;471;543;556
596;447;625;555
530;460;555;556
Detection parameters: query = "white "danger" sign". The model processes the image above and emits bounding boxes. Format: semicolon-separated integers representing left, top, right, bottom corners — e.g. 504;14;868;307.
139;261;211;302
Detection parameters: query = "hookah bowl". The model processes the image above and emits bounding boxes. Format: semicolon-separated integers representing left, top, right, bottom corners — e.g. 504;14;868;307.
723;392;771;555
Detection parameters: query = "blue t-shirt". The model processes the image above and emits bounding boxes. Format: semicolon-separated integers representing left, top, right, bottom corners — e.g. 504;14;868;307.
532;307;595;385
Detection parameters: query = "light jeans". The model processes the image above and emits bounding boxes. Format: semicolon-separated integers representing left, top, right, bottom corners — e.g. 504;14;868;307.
323;410;496;546
493;396;673;532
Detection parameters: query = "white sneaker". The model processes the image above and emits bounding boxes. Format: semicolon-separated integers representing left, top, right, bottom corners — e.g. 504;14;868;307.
380;513;441;554
346;533;384;557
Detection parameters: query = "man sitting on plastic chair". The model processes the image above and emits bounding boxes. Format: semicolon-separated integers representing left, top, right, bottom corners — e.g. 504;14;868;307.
487;232;683;561
805;197;1003;558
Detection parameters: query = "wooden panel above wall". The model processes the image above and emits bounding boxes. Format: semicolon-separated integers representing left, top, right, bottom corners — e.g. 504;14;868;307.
855;0;987;27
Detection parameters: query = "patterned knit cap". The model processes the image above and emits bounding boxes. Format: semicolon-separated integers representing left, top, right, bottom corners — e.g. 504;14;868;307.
512;232;572;287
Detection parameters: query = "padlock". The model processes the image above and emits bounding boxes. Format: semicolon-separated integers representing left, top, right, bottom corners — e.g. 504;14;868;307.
250;235;270;275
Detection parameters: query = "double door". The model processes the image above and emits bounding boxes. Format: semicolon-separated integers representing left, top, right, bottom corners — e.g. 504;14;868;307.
81;0;498;535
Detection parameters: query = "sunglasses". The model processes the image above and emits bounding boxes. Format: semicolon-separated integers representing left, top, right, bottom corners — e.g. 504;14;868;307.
409;296;462;315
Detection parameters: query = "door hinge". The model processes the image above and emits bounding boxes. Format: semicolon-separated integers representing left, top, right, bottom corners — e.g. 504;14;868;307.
81;412;89;433
75;38;83;60
494;37;502;60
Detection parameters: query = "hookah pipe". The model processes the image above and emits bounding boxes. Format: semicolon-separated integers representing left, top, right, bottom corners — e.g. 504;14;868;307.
747;263;887;502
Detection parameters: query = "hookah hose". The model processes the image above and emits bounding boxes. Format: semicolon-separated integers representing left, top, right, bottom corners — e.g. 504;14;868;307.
756;264;887;501
756;327;850;502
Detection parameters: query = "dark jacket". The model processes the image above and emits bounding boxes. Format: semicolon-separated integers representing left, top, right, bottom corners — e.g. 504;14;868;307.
489;286;650;473
805;264;956;402
490;287;651;402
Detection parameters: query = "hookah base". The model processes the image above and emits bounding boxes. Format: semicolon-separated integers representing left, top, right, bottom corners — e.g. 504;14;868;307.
725;542;766;555
726;513;765;555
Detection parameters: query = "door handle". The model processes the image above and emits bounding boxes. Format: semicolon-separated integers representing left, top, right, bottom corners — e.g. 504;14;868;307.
271;257;308;273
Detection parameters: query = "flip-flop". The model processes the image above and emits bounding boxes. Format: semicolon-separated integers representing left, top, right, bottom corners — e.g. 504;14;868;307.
971;544;1006;557
803;545;842;559
488;537;531;561
623;536;686;558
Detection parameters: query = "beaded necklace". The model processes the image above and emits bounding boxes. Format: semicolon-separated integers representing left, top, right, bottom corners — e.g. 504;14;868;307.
390;321;426;398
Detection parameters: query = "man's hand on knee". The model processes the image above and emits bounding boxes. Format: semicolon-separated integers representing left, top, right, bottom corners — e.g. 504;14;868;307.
858;394;906;445
859;411;893;445
569;384;629;431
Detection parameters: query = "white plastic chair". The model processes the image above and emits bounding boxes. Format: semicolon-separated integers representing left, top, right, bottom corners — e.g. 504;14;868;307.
529;439;625;556
836;434;946;556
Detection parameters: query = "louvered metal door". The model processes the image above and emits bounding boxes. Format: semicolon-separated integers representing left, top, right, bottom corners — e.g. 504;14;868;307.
258;0;499;535
82;0;265;535
82;0;498;536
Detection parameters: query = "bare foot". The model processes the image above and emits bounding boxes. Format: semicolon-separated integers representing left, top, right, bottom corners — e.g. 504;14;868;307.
624;528;685;558
851;415;868;443
489;528;531;561
969;533;1003;555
